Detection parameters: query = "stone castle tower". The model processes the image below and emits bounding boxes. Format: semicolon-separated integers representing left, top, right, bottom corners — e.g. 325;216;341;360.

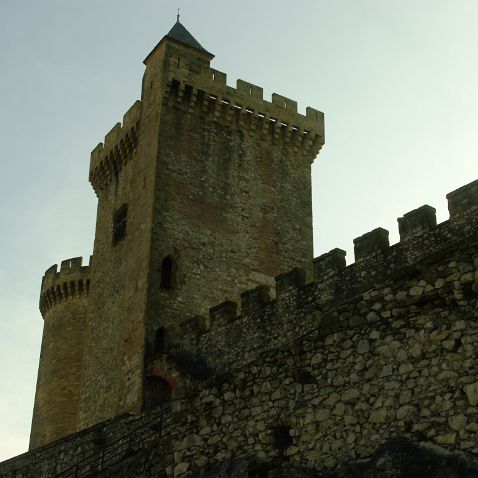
30;20;324;449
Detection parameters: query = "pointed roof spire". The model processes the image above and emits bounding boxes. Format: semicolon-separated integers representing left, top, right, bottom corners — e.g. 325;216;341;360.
164;19;209;54
143;18;213;65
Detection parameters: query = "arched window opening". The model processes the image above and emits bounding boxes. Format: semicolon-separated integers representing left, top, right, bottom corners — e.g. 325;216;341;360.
144;376;172;410
160;256;174;289
154;327;167;355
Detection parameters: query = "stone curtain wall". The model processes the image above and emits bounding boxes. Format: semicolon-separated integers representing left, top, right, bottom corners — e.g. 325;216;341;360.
165;239;478;476
0;409;174;477
158;179;478;476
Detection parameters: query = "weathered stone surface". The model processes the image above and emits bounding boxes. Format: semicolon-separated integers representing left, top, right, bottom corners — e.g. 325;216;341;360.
174;462;189;477
369;408;389;423
341;388;360;402
175;433;204;451
448;415;467;432
409;285;424;297
356;340;369;354
464;381;478;406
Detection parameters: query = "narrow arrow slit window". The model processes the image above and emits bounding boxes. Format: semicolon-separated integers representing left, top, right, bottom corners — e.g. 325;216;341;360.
112;204;128;245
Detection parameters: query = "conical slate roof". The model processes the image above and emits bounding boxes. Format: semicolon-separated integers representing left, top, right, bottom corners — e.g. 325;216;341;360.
165;21;209;53
143;20;213;65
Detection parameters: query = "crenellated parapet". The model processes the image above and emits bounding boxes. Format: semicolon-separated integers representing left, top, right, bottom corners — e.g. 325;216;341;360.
162;56;324;161
307;178;478;304
89;101;141;195
39;256;92;316
179;178;478;373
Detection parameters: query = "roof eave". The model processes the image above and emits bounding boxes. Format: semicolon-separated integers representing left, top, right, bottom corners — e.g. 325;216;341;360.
143;37;214;65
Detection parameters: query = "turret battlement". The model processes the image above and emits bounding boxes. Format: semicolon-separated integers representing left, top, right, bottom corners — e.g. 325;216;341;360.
89;100;141;194
39;256;92;316
180;178;478;372
163;56;324;160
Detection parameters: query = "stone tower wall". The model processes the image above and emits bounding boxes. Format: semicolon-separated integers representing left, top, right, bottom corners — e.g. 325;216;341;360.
79;99;151;429
77;36;324;431
149;51;324;341
30;257;91;449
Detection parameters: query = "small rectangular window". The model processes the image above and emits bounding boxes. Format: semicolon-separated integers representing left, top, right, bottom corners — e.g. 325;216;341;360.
160;256;174;289
112;204;128;245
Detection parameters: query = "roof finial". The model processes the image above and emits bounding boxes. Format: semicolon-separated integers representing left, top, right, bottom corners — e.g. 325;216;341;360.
177;8;180;23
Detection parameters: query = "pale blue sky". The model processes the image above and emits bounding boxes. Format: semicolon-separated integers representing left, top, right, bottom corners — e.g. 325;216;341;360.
1;0;477;461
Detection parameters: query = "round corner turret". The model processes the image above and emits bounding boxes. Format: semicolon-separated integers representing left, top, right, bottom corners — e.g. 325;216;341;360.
39;256;91;317
30;256;93;449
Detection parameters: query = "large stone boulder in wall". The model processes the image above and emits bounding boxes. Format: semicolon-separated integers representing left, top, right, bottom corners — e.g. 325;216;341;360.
336;438;478;478
192;438;478;478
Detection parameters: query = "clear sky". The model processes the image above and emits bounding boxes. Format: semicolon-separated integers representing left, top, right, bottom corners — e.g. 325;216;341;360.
0;0;477;461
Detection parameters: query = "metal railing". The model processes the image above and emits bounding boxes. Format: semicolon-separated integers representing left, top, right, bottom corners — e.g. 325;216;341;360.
56;404;171;478
155;336;212;382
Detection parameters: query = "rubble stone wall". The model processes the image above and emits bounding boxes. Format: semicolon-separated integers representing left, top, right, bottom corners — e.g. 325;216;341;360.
164;236;478;476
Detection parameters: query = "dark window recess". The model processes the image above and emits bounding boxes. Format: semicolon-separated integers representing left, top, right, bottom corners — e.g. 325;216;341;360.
144;376;172;410
248;472;268;478
160;256;174;289
112;204;128;245
154;328;167;355
272;425;293;457
248;463;275;478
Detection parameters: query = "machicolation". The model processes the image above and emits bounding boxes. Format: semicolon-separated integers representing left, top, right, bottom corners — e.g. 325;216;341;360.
39;256;92;316
89;100;141;194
